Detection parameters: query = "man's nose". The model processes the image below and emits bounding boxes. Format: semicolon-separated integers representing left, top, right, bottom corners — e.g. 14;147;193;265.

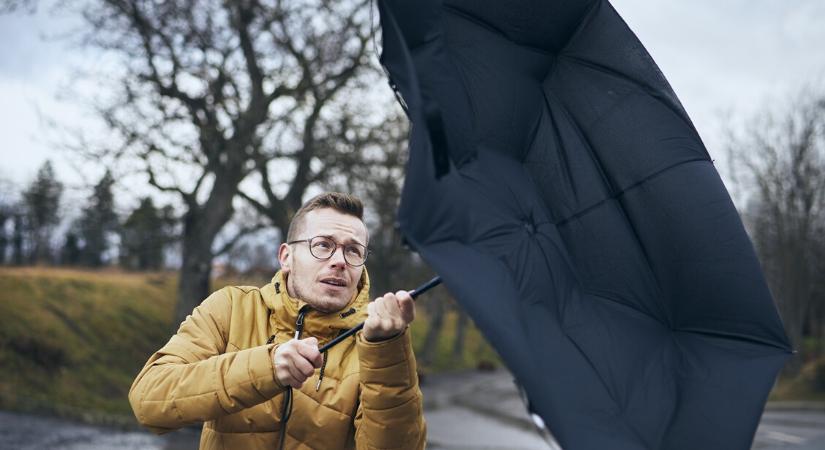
328;246;347;266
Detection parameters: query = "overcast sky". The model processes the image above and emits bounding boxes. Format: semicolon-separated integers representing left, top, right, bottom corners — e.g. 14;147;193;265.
1;0;824;208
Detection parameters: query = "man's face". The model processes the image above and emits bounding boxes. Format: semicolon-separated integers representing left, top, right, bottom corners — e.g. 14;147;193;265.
278;208;367;313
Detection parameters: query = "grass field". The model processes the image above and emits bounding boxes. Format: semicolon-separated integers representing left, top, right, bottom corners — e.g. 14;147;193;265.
0;267;178;424
0;266;501;425
3;266;819;426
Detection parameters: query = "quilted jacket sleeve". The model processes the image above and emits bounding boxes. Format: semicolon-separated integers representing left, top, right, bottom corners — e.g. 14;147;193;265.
128;288;285;434
354;329;426;450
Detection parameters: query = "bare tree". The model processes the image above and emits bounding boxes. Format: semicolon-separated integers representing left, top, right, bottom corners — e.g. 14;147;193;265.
38;0;383;324
727;88;825;372
237;0;379;234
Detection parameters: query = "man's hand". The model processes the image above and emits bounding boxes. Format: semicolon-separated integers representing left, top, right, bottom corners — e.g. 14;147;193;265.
363;290;416;342
272;337;323;388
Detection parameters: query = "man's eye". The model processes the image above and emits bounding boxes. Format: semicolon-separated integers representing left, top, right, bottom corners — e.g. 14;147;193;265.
346;246;363;258
313;241;333;250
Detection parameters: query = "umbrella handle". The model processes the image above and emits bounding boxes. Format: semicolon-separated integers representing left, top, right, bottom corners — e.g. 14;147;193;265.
317;276;442;353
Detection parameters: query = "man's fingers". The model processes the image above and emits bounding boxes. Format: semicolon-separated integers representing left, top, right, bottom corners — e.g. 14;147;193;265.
373;294;390;317
396;290;415;322
275;356;304;388
285;361;306;385
298;337;323;368
283;348;311;380
274;338;322;388
290;351;317;378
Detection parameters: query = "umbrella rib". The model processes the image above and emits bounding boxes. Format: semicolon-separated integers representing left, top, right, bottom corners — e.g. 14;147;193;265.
554;157;709;227
674;327;794;352
441;4;552;56
563;328;653;450
560;54;707;157
541;89;617;194
541;89;673;324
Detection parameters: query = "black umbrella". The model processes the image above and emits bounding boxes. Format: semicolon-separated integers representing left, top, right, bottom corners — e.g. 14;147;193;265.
377;1;793;449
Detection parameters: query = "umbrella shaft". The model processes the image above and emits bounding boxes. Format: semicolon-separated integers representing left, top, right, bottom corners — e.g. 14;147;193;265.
318;276;442;353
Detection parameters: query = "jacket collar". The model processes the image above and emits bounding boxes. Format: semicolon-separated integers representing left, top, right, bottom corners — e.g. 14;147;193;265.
263;270;370;341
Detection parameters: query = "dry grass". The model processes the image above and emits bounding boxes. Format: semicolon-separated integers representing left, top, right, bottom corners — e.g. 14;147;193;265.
770;357;825;402
0;266;178;424
0;266;501;424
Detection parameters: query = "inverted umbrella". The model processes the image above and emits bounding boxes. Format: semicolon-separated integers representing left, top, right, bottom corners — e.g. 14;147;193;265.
377;1;793;449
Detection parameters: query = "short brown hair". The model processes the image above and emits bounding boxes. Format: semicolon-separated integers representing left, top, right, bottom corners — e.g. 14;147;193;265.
286;192;365;242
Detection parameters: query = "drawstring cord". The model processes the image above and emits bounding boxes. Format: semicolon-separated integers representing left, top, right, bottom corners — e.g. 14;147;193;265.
315;351;328;391
316;327;348;391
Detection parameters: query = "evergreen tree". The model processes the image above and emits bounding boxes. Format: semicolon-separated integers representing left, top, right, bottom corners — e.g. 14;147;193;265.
0;215;6;265
77;170;118;267
0;207;8;265
61;230;82;266
22;161;63;264
120;197;174;270
11;212;25;265
0;184;11;264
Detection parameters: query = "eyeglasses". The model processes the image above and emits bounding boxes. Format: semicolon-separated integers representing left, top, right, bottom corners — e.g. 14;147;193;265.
287;236;369;267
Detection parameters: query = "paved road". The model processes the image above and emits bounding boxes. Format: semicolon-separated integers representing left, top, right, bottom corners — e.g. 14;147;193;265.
0;411;199;450
2;370;824;449
754;408;825;450
423;370;825;450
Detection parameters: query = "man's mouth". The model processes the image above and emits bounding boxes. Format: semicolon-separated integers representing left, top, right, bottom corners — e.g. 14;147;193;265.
320;278;347;288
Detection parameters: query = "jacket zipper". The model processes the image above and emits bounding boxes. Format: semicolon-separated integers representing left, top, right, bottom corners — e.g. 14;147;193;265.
278;305;311;450
294;305;308;339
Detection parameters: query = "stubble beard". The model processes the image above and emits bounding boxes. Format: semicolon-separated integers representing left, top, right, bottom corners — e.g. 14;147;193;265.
287;267;344;314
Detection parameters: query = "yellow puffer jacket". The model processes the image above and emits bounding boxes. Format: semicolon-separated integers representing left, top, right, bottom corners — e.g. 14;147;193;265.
129;271;426;450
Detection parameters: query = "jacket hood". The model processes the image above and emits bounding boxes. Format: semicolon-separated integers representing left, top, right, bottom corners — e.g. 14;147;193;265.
263;269;371;341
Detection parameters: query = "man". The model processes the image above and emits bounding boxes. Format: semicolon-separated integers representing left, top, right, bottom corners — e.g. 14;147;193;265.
129;192;426;450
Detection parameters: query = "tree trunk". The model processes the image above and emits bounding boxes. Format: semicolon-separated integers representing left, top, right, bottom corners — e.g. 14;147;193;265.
0;217;7;265
173;236;214;329
12;214;23;265
172;172;240;327
779;276;806;376
419;297;445;367
452;309;468;362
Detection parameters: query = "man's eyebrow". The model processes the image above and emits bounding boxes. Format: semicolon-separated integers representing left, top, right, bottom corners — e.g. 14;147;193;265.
318;234;366;247
344;237;367;247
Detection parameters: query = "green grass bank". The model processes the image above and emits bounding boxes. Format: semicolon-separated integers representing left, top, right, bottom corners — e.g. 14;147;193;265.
0;267;500;425
0;267;177;425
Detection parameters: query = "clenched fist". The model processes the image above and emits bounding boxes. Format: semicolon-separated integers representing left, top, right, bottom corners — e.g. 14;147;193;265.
272;337;323;388
363;290;416;342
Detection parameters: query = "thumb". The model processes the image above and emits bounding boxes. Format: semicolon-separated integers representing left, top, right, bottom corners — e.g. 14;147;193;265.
299;337;323;368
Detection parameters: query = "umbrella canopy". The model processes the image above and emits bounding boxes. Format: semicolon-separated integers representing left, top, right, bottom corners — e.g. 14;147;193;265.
378;1;793;449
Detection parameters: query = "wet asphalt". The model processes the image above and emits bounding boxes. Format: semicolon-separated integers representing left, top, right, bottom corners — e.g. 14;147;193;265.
2;370;824;450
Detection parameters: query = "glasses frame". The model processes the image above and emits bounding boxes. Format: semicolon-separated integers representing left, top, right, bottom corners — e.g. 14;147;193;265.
287;235;369;267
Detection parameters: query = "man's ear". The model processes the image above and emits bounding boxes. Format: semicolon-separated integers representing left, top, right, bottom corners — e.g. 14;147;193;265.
278;243;292;273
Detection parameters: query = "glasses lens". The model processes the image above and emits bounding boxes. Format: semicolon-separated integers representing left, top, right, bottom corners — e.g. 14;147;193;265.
306;236;367;266
309;236;335;259
343;244;367;266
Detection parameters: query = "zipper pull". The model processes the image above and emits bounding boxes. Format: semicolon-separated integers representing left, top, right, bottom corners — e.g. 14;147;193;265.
294;305;310;339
